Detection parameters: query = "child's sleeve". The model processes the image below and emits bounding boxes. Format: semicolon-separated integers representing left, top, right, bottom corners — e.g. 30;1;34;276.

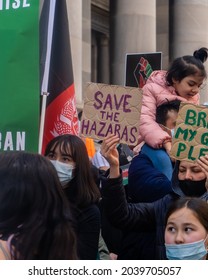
139;84;171;149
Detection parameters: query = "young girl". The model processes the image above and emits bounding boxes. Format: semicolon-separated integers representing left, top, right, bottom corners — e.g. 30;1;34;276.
139;47;208;154
165;197;208;260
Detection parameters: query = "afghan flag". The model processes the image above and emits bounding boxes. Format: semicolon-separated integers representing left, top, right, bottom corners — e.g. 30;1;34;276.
40;0;79;154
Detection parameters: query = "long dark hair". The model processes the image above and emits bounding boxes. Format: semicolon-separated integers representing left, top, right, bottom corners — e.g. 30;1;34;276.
166;47;208;85
0;151;78;260
44;134;101;208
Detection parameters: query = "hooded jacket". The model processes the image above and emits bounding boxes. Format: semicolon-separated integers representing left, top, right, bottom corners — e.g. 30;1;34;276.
139;70;199;148
101;161;208;260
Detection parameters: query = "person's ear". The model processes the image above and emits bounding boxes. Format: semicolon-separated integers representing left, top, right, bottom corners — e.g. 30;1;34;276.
172;78;178;84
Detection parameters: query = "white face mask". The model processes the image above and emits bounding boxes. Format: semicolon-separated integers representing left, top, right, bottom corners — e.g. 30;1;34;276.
50;160;75;187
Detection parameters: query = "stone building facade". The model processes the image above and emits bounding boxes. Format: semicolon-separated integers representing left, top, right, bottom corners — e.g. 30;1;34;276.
66;0;208;108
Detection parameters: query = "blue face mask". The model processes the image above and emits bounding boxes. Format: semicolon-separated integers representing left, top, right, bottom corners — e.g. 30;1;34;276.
50;160;75;187
165;236;208;260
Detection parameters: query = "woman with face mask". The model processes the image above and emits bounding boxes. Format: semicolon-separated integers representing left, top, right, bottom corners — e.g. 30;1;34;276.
44;134;101;260
165;197;208;260
100;134;208;260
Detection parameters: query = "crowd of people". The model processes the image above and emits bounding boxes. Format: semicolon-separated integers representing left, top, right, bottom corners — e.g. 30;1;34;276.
0;47;208;260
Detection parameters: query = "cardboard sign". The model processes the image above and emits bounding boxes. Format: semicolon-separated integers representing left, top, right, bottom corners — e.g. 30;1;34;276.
170;102;208;161
125;52;162;88
80;83;142;145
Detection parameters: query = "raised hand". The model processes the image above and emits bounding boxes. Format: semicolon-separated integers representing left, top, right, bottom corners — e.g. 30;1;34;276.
100;134;120;178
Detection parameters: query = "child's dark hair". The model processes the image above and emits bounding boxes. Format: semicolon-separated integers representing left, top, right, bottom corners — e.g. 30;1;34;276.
166;47;208;86
165;197;208;259
156;99;181;126
165;197;208;232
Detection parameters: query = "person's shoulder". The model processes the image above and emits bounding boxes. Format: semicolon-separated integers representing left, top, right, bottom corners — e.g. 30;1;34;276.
131;152;152;165
129;153;153;176
145;70;167;85
142;71;168;99
151;192;173;211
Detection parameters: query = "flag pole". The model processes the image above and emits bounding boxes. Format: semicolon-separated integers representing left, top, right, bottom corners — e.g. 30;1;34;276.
38;0;56;154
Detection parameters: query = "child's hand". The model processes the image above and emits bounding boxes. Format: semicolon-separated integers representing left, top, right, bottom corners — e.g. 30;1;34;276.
163;141;172;156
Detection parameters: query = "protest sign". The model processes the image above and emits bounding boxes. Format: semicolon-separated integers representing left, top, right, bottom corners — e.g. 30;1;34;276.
170;102;208;161
80;83;142;145
125;52;162;88
0;1;39;152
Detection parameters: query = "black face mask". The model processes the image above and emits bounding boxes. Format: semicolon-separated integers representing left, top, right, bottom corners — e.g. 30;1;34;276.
179;179;207;197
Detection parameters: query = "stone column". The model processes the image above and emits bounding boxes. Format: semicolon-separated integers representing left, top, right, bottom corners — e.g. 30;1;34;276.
67;0;91;110
97;34;110;84
170;0;208;58
169;0;208;103
91;31;98;82
156;0;169;70
110;0;156;86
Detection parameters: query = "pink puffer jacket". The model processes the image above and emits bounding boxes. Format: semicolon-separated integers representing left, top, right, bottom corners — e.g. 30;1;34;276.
139;70;199;148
